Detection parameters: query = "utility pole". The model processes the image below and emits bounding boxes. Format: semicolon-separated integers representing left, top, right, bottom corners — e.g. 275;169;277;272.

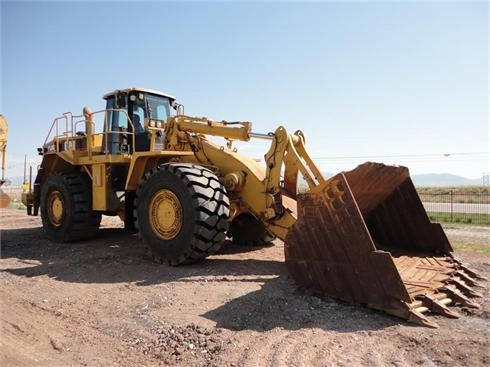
23;154;27;184
482;171;489;186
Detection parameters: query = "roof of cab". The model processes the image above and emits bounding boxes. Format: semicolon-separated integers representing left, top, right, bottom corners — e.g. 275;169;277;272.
103;88;176;101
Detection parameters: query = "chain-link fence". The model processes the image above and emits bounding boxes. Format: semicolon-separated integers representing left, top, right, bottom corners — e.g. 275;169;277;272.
418;191;490;225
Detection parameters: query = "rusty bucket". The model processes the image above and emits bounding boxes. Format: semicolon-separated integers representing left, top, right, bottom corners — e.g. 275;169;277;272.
285;162;485;327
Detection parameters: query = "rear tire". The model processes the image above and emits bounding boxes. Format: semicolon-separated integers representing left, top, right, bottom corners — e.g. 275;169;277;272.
228;213;276;246
40;171;101;242
135;163;230;265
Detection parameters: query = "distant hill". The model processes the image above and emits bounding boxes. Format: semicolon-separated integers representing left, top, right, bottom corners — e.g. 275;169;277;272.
4;173;486;188
320;172;484;187
410;173;484;187
307;172;485;188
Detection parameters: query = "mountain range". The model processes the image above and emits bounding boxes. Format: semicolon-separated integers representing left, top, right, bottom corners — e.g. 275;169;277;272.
314;172;486;187
409;173;484;187
3;173;487;188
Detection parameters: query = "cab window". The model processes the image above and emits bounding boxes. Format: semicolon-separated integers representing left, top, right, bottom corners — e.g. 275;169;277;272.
147;95;171;121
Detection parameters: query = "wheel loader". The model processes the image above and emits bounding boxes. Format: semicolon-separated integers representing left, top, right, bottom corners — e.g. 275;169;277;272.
0;114;11;208
23;88;485;327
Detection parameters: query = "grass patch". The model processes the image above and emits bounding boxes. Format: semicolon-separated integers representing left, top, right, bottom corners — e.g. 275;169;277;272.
7;198;26;210
427;211;490;225
417;186;489;196
417;186;489;204
452;242;490;254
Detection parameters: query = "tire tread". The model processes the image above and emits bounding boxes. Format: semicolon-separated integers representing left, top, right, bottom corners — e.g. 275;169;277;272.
135;163;230;265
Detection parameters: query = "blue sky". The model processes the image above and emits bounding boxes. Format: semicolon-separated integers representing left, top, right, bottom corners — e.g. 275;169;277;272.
1;1;488;182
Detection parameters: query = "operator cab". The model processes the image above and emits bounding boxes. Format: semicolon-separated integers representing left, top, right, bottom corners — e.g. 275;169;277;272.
103;88;178;154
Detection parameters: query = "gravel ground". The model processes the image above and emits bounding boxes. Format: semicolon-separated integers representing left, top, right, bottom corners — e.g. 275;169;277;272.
0;209;488;366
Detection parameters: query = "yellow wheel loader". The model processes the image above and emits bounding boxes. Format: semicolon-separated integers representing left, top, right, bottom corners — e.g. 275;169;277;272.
0;114;11;208
24;88;485;327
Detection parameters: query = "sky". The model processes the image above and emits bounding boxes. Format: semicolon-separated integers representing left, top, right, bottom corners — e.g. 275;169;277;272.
1;1;488;184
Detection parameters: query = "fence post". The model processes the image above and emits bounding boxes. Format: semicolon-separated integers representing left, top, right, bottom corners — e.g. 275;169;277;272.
450;190;453;223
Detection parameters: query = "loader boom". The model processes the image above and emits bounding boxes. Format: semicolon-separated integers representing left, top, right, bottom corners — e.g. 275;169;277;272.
164;115;332;240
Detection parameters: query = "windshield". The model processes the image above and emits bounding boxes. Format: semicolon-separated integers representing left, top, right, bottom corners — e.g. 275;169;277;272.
147;95;172;121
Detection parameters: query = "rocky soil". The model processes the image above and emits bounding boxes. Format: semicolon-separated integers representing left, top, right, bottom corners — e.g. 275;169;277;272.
0;209;489;366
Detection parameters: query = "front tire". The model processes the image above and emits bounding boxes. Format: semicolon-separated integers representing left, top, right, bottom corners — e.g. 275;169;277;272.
40;171;101;242
135;163;230;265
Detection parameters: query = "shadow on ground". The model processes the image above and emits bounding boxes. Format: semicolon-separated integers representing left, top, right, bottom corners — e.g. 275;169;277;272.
0;226;281;285
1;225;400;332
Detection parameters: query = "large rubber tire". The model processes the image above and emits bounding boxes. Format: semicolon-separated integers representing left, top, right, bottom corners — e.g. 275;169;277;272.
135;163;230;265
228;213;276;246
40;171;101;242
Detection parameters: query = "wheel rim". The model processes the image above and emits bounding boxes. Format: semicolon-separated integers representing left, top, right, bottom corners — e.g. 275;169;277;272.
47;190;65;227
149;189;183;240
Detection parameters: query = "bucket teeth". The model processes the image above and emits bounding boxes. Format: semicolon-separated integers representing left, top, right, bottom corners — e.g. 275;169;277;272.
440;286;480;309
408;308;439;328
455;262;487;281
449;278;483;298
455;270;484;288
397;255;484;326
421;295;460;319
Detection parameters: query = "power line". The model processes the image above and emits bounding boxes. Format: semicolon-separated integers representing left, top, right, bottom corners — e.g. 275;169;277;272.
311;152;488;160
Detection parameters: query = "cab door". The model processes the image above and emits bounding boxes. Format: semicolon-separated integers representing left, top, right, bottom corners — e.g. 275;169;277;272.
104;95;129;154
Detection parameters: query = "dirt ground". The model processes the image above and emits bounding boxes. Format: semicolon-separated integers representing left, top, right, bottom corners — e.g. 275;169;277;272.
0;208;489;367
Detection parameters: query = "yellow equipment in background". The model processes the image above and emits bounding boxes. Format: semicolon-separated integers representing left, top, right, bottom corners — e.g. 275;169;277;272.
0;114;10;208
24;88;484;327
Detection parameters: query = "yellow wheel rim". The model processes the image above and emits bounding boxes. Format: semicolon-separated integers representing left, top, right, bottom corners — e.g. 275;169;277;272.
149;189;183;240
47;190;64;227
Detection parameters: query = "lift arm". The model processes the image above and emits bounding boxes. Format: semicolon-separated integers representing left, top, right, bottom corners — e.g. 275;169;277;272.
165;115;328;240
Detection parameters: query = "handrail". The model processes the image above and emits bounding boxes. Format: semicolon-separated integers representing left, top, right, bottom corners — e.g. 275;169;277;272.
89;109;136;155
43;108;137;156
44;114;69;146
